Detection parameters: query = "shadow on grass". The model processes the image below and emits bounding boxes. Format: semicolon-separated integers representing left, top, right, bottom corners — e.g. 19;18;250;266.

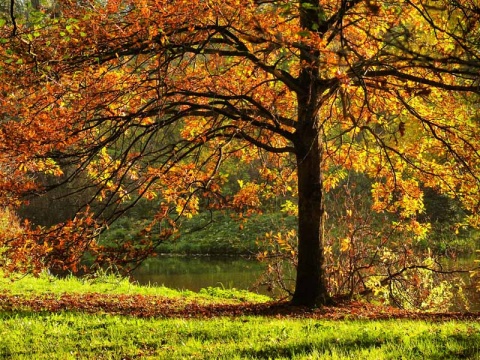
239;336;480;359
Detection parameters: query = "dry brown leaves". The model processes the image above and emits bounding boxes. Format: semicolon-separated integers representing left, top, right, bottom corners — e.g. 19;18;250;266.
0;293;479;321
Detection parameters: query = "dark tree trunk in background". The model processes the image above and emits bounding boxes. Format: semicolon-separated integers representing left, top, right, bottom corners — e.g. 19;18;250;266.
30;0;40;10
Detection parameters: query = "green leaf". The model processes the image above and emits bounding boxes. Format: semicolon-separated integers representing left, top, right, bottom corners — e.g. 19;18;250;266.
297;30;310;37
301;3;317;10
0;18;6;27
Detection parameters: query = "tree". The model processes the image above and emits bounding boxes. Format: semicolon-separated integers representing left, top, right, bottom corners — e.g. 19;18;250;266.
0;0;479;306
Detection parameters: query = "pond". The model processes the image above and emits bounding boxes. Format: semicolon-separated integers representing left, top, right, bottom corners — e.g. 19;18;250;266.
132;255;271;294
131;255;480;311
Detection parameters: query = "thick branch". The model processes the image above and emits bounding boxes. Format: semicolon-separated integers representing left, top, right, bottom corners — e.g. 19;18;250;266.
364;69;479;93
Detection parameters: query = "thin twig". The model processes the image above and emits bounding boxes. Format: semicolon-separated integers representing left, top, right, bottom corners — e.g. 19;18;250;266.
10;0;17;36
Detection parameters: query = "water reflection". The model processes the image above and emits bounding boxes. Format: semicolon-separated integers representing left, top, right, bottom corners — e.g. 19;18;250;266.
132;255;267;293
131;255;479;311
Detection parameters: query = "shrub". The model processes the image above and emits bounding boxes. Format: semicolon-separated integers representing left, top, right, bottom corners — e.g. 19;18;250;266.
257;179;470;311
0;207;25;267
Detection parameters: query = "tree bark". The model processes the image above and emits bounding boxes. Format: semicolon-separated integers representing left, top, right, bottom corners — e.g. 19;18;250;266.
291;116;332;307
290;0;332;307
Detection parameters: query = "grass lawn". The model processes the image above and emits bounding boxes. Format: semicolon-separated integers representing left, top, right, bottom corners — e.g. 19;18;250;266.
0;272;479;359
2;313;480;359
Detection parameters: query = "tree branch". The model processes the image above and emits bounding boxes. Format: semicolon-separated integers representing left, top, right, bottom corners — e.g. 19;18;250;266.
10;0;17;36
364;69;479;93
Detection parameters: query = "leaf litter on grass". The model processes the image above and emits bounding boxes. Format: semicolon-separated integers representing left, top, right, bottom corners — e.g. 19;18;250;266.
0;292;479;321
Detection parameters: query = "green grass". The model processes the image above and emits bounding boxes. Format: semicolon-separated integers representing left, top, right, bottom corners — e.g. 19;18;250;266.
0;312;479;359
0;270;271;304
101;211;296;255
1;272;480;359
102;209;480;257
171;212;296;255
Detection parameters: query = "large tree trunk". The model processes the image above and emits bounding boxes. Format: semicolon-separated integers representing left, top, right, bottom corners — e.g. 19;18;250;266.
291;123;332;307
291;0;331;306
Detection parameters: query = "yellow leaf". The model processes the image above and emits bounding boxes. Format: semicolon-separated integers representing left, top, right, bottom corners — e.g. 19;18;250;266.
340;238;350;252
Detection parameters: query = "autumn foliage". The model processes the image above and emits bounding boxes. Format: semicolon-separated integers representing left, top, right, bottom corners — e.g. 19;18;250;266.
0;0;479;306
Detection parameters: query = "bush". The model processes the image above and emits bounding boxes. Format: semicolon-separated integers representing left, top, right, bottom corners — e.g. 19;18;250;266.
256;177;471;311
0;207;25;267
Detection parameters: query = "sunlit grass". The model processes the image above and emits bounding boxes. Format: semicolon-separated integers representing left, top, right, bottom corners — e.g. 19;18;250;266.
0;312;479;359
1;272;479;359
0;270;271;304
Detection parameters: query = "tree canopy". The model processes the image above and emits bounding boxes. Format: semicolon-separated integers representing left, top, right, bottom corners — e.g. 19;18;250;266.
0;0;479;306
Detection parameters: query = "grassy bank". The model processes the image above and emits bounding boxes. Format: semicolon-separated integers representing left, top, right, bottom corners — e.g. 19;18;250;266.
102;210;480;256
0;270;270;303
102;211;296;255
1;272;479;359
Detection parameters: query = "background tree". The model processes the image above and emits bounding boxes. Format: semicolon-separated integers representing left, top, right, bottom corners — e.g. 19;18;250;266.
0;0;479;306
